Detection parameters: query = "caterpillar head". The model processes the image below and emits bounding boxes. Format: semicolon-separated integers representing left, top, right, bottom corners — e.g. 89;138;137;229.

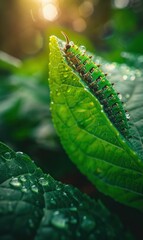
61;31;72;51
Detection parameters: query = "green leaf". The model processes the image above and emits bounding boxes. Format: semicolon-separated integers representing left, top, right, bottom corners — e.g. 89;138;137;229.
0;142;130;240
97;55;143;158
0;51;21;72
49;35;143;211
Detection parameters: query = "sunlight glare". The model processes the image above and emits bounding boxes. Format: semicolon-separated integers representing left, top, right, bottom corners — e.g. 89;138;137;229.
114;0;129;8
42;3;58;21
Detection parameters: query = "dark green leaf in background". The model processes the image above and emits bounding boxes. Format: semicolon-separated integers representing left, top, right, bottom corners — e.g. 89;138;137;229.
0;142;131;240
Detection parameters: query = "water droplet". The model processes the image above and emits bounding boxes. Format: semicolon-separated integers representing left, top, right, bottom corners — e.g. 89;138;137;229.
21;186;28;193
50;198;56;205
51;213;68;229
16;151;23;157
63;192;67;197
53;210;60;215
101;110;104;113
90;102;94;107
70;206;77;212
79;203;83;208
51;101;54;105
10;177;22;188
69;41;74;46
64;74;68;78
96;168;102;173
125;94;130;99
126;112;130;119
84;87;88;91
130;75;135;81
79;45;86;52
118;93;122;100
31;185;38;193
123;75;127;80
4;152;12;161
39;177;49;186
20;175;27;182
56;185;61;191
70;216;77;224
81;215;96;232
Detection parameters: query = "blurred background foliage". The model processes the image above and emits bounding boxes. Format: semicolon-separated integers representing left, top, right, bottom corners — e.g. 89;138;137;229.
0;1;143;238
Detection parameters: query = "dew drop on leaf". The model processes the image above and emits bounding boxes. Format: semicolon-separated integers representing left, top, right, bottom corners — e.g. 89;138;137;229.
63;192;67;197
70;216;77;224
16;151;23;156
31;185;38;193
123;75;127;80
84;87;88;91
50;197;56;205
70;206;77;212
4;152;12;161
79;45;86;52
81;215;96;232
69;41;74;46
10;177;22;188
39;177;49;186
20;175;27;182
125;112;130;119
125;94;130;99
53;210;60;215
118;93;122;100
21;186;28;193
51;213;68;229
90;102;94;107
56;185;61;191
130;75;135;81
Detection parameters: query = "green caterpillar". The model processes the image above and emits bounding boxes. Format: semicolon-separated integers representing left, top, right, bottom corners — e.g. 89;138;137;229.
62;32;130;139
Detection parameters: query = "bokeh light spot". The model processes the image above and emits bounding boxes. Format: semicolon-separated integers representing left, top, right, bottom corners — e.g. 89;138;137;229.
79;1;94;18
43;3;58;21
20;28;43;55
72;18;87;32
114;0;129;9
